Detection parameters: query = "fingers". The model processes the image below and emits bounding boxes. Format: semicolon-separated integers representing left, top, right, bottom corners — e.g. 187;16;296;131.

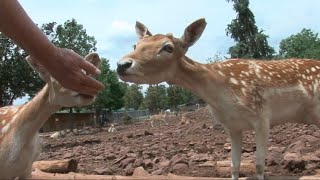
80;59;101;76
76;73;105;96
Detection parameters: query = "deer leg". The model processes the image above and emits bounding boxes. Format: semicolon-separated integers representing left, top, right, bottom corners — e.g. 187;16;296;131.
228;130;243;180
255;119;270;180
162;119;168;125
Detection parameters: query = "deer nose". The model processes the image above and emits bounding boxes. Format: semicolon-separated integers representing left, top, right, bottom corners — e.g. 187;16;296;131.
117;60;133;75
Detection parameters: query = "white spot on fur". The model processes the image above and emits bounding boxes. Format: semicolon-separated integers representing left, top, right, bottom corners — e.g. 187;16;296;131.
218;71;225;76
311;67;316;72
230;78;239;85
1;123;10;134
241;88;246;95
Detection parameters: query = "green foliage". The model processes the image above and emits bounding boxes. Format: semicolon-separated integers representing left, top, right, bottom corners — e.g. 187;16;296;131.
123;84;143;110
226;0;274;59
142;84;168;112
0;33;43;106
206;51;226;63
41;19;97;56
279;29;320;59
94;58;125;111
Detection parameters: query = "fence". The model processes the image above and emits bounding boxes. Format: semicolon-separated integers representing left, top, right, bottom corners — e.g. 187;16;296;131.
41;112;95;132
111;109;150;121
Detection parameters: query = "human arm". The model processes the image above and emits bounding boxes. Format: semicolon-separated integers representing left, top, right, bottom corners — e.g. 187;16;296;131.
0;0;104;96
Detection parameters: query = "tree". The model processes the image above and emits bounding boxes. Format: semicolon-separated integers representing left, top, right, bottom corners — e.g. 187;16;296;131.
93;58;125;111
0;33;43;106
279;29;320;59
123;84;143;110
167;85;182;109
41;19;97;57
226;0;274;59
142;84;168;113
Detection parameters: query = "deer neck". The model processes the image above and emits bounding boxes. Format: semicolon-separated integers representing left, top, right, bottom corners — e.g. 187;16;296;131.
168;56;226;107
14;84;61;140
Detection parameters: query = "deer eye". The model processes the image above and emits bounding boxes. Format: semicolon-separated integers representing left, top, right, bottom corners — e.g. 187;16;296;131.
162;44;174;53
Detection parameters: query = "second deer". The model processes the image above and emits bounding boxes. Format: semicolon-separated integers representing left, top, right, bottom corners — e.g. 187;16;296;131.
117;19;320;179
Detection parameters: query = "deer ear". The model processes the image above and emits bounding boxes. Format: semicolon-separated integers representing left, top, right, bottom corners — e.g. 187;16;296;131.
84;52;101;68
180;18;207;50
135;21;152;39
25;56;50;82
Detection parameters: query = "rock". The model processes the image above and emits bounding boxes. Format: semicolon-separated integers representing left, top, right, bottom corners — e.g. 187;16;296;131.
158;160;170;168
126;133;134;138
127;153;138;158
120;157;136;168
133;159;144;167
151;169;163;175
300;135;319;143
202;123;208;129
94;155;105;160
302;153;320;162
144;130;154;136
283;152;306;171
268;146;286;153
125;163;134;176
223;143;231;152
93;167;112;175
143;159;153;169
284;152;302;161
189;154;212;162
106;153;117;160
171;163;188;172
132;166;150;176
119;147;132;156
63;152;73;159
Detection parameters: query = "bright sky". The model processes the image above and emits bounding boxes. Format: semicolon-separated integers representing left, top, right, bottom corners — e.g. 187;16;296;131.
13;0;320;105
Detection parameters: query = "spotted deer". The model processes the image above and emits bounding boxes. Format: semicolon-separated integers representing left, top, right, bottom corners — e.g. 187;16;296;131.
0;53;100;179
116;18;320;180
149;110;169;127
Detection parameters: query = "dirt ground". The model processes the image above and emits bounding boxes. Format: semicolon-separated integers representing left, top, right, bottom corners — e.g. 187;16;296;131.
38;107;320;178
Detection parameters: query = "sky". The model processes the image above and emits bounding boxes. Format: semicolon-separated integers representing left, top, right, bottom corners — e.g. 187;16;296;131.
13;0;320;105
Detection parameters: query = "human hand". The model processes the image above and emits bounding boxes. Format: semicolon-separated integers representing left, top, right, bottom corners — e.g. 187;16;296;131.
39;47;104;96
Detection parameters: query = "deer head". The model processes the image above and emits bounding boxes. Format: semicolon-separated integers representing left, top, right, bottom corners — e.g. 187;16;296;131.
26;52;101;107
117;18;207;84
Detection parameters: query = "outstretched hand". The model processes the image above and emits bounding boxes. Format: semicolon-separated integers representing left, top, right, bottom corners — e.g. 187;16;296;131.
41;47;105;97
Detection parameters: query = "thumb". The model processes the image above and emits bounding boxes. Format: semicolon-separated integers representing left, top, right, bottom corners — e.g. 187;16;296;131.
80;60;101;76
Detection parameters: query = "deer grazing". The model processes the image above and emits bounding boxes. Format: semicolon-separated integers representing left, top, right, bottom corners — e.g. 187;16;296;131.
0;53;100;179
117;18;320;180
149;110;169;127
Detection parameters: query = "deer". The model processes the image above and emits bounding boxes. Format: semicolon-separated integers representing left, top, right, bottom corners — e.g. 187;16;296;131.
108;123;117;132
149;110;169;127
116;18;320;180
0;52;101;179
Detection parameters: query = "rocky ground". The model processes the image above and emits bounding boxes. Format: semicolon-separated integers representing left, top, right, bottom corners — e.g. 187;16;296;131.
38;107;320;178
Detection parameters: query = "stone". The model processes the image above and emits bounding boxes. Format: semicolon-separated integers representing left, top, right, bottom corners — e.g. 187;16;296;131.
151;169;163;175
125;163;134;176
121;157;136;168
93;167;112;175
144;130;154;136
63;152;73;159
171;163;188;172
